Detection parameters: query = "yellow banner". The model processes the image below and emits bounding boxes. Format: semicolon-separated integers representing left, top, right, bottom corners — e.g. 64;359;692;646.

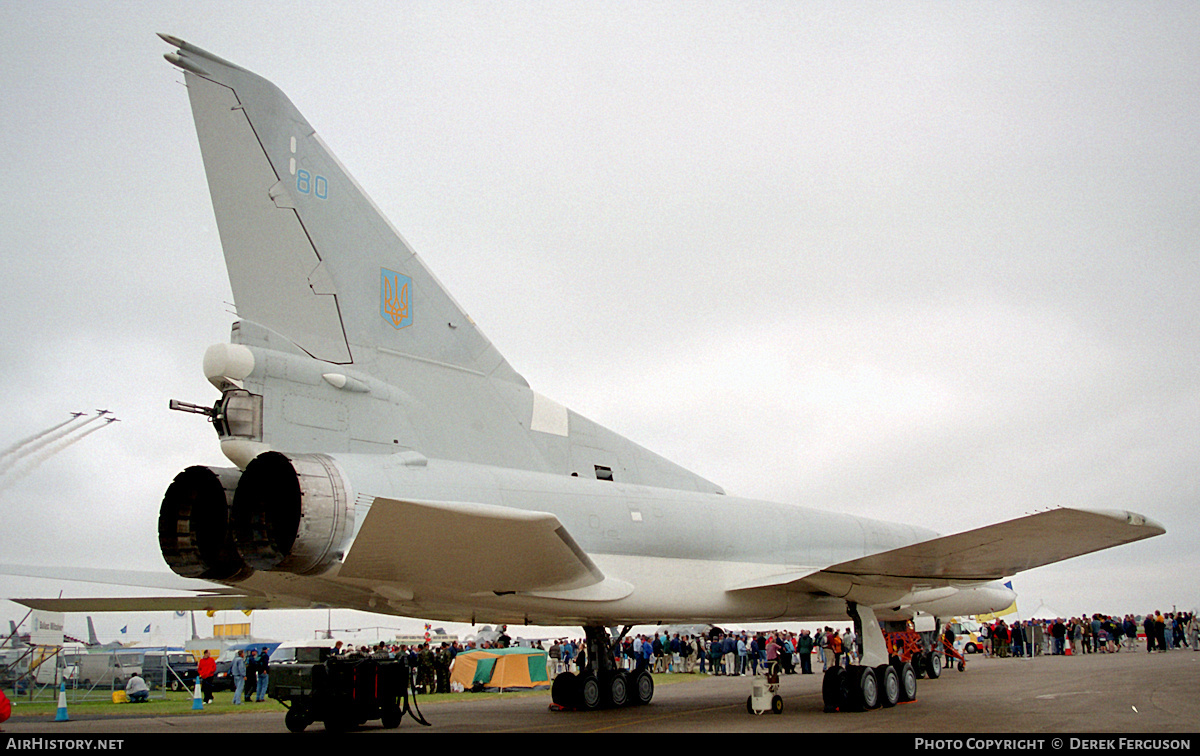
976;600;1018;622
213;623;251;637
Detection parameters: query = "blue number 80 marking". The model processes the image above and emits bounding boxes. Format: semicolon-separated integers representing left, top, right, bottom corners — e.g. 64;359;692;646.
296;170;329;200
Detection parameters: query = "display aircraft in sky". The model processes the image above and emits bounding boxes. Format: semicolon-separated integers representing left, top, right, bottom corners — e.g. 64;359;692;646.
8;36;1164;714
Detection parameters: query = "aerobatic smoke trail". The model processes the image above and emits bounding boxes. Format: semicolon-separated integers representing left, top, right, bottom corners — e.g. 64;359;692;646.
0;417;99;476
0;419;113;491
0;416;84;463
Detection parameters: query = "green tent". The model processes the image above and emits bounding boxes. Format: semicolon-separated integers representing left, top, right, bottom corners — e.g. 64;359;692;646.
450;647;550;691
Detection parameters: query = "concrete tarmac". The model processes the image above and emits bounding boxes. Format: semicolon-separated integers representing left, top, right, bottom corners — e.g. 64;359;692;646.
3;650;1197;735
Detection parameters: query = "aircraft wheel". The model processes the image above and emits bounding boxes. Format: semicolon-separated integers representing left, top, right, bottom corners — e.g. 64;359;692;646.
855;666;880;710
633;668;654;706
579;673;602;710
894;661;917;702
926;653;942;679
877;664;900;708
607;670;630;708
821;667;845;712
771;694;784;715
551;671;579;709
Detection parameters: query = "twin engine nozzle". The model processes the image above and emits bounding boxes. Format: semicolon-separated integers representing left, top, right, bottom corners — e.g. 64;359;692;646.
158;451;353;581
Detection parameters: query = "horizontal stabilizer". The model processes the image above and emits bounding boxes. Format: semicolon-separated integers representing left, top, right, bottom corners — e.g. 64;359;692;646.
0;564;222;592
340;498;604;594
12;595;295;613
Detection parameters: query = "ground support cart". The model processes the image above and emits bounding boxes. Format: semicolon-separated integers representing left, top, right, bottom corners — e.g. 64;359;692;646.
269;655;429;732
941;636;967;672
746;666;783;715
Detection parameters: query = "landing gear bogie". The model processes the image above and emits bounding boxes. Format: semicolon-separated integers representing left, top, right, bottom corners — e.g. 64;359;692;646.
550;626;653;711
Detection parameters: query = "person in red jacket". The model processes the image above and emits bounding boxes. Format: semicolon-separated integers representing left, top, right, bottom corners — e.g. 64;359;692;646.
198;650;216;705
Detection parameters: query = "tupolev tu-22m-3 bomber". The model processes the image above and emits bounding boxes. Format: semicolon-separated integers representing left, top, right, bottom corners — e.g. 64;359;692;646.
12;35;1164;715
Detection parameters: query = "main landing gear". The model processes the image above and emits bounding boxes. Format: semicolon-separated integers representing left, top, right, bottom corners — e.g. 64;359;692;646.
821;604;919;713
551;626;653;710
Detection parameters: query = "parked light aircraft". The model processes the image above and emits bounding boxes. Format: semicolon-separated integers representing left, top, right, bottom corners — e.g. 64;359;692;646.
10;36;1165;714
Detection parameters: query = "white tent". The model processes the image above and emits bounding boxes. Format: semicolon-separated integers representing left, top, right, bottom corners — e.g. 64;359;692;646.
1028;602;1065;621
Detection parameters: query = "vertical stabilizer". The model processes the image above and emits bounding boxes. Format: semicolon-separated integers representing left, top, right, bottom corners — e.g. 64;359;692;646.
162;35;523;384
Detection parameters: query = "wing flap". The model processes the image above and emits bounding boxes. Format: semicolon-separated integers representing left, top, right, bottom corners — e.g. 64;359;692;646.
339;497;605;594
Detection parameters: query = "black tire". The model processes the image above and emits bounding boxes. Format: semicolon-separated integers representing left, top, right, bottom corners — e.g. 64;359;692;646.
746;695;755;714
633;668;654;706
284;705;311;733
877;664;900;708
912;652;927;679
926;653;942;679
771;694;783;715
381;705;402;729
579;673;602;710
608;670;630;708
895;661;918;702
821;667;845;712
856;666;880;710
551;671;579;709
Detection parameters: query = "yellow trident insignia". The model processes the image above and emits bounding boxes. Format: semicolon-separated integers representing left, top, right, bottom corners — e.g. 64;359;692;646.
381;269;411;328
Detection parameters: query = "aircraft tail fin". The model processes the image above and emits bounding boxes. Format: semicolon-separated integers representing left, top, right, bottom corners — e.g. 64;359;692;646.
7;620;26;648
161;35;523;384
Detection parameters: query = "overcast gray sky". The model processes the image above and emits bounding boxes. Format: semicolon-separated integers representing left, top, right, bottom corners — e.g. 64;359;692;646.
1;1;1197;645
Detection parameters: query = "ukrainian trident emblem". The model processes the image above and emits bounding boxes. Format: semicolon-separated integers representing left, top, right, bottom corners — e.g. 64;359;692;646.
380;269;412;329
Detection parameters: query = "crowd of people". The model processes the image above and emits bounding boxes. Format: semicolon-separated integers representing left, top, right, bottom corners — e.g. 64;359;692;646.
958;610;1198;661
210;609;1196;700
546;627;865;678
